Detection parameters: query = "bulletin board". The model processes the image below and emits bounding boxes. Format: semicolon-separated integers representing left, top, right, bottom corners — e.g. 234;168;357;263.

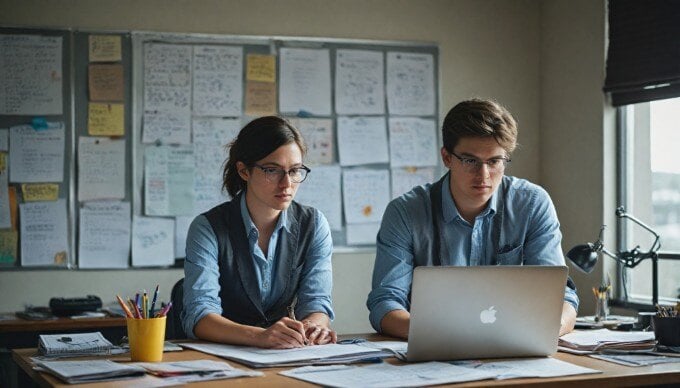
0;26;439;270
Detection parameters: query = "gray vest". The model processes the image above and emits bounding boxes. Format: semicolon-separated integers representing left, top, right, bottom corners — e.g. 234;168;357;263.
203;194;316;327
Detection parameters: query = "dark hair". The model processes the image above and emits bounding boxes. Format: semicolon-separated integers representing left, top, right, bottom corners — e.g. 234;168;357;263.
442;98;518;155
222;116;306;197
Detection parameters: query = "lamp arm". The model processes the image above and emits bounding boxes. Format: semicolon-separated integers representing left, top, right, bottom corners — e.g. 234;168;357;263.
616;206;661;254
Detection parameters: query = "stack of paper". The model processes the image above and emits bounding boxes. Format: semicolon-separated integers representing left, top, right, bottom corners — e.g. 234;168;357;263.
35;360;145;384
38;332;114;357
181;342;396;368
559;329;656;354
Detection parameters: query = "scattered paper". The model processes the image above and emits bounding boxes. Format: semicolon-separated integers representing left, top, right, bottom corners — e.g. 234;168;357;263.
88;64;124;102
131;215;174;267
342;169;390;224
192;45;243;116
78;201;130;269
88;102;125;136
386;52;435;116
144;43;191;113
144;145;195;216
78;137;125;201
192;117;240;146
335;49;385;115
193;143;227;214
0;34;62;115
21;183;59;202
88;35;122;62
19;199;69;266
9;123;65;183
142;110;191;145
294;165;342;231
279;48;331;115
337;116;389;166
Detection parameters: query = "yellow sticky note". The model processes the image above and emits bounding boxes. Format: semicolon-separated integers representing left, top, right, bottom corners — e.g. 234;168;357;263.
245;81;277;116
0;152;6;173
0;230;18;264
21;184;59;202
89;35;122;62
247;54;276;83
88;103;125;136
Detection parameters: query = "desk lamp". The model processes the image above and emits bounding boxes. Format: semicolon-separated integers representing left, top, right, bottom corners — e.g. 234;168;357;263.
566;206;661;305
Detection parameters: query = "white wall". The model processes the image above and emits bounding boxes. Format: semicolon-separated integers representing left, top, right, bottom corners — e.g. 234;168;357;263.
0;0;611;332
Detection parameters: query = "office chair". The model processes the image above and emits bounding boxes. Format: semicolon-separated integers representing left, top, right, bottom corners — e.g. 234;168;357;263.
166;278;186;339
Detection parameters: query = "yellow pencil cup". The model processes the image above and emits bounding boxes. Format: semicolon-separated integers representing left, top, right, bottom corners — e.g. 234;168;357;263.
126;316;166;362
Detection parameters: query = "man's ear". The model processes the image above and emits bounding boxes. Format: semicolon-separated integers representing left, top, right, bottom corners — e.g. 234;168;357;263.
236;161;250;181
441;147;452;168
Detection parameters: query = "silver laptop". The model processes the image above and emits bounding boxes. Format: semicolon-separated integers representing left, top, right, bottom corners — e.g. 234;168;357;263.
407;265;568;362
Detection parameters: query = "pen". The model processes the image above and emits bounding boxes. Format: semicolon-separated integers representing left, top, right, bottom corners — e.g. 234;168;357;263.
116;295;133;318
130;297;142;319
287;296;308;345
150;284;159;317
158;301;172;317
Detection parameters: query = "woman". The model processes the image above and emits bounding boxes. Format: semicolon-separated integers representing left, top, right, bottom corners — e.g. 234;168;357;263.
182;116;336;348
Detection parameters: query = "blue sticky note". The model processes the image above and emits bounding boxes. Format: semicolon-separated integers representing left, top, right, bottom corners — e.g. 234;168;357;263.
31;117;49;130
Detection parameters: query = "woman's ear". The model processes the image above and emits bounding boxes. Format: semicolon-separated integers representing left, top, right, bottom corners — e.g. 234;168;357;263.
236;161;250;181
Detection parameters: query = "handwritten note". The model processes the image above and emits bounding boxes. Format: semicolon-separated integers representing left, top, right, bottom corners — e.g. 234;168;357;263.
88;103;125;136
21;183;59;202
192;117;240;146
0;34;62;115
294;165;342;231
78;201;130;268
9;123;65;183
388;117;438;167
391;167;436;199
0;152;5;173
193;143;228;214
142;110;191;145
144;145;195;216
387;52;435;116
192;45;243;116
335;49;385;115
288;118;334;165
132;215;174;267
245;81;277;116
337;116;389;166
77;137;125;201
346;223;380;245
88;64;124;102
0;129;8;151
19;199;69;266
144;43;192;113
279;48;331;115
247;54;276;82
0;170;10;228
88;35;121;62
342;168;390;224
0;230;18;264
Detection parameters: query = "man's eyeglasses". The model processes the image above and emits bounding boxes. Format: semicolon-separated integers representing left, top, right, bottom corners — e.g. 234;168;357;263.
449;151;511;174
253;164;311;183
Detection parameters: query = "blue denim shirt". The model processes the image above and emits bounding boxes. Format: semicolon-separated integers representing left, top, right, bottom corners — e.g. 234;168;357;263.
367;174;579;332
183;195;334;338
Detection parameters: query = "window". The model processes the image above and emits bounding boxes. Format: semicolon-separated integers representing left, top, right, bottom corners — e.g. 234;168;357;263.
620;97;680;305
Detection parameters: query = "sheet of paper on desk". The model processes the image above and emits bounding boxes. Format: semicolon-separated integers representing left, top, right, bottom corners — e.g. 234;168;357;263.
280;362;496;387
590;353;680;367
34;360;145;384
132;359;263;383
180;342;391;368
453;357;601;380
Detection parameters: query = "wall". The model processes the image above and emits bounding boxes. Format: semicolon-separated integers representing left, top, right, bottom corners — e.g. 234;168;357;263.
539;0;614;315
0;0;607;334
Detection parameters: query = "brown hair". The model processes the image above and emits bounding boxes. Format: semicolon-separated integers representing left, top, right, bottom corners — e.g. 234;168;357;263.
442;98;518;154
222;116;306;197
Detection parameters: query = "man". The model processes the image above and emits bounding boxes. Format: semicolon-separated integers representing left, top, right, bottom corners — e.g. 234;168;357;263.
366;98;578;339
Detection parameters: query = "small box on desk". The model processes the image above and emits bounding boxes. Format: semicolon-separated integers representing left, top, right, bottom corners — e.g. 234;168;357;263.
652;316;680;347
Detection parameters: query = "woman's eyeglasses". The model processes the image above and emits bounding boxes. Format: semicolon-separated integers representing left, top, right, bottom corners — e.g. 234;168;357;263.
253;165;311;183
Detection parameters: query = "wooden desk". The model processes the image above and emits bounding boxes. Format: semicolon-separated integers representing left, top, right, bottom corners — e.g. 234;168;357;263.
11;336;680;387
1;313;126;388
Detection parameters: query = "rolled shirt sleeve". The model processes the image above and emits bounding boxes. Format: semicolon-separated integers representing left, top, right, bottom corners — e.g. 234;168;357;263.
182;215;223;338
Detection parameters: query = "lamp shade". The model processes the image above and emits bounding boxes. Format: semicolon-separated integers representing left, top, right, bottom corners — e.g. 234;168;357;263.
566;243;598;273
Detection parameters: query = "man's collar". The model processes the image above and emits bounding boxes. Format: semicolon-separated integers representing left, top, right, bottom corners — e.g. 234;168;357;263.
441;174;498;223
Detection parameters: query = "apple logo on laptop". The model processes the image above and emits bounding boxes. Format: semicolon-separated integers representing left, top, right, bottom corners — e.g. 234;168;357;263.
480;306;497;324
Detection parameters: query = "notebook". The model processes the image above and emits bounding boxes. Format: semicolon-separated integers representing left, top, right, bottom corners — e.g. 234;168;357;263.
38;332;114;357
407;265;568;362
